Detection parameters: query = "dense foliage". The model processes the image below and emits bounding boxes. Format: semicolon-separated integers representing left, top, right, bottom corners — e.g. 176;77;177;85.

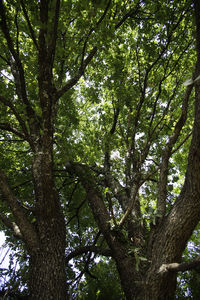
0;0;200;299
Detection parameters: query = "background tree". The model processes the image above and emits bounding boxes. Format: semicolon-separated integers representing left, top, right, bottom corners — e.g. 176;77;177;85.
0;0;200;299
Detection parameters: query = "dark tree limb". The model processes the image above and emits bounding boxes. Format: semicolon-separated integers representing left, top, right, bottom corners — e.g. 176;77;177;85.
66;196;87;226
20;0;39;50
0;2;40;137
194;0;200;68
0;123;25;139
171;131;192;155
0;95;30;141
0;3;27;102
0;170;39;252
66;246;112;263
115;1;141;29
57;46;98;99
80;0;112;72
47;0;60;69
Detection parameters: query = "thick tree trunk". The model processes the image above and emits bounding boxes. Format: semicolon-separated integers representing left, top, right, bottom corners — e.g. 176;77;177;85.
145;273;177;300
29;245;66;299
115;256;142;300
29;133;67;298
29;211;66;299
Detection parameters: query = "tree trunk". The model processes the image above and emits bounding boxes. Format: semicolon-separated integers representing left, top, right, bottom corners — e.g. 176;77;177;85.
29;237;66;300
29;150;67;299
115;256;142;300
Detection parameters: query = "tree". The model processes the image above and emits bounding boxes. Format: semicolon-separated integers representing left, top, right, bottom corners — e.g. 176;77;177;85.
0;0;200;299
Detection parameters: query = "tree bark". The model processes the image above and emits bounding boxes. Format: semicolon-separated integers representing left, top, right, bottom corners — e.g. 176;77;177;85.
29;217;66;300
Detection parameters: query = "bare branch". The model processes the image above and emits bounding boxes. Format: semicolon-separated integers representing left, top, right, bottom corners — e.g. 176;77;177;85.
66;196;87;226
66;246;112;263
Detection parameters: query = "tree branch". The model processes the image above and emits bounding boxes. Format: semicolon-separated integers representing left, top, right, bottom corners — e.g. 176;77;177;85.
66;246;112;263
0;170;39;252
20;0;38;49
194;0;200;68
171;131;192;155
79;0;111;71
158;259;200;274
88;164;129;212
65;161;111;233
118;183;139;227
0;95;30;141
0;123;25;139
104;105;120;176
57;1;143;100
0;212;22;239
57;47;97;99
157;83;193;216
0;2;40;137
115;1;141;29
47;0;60;68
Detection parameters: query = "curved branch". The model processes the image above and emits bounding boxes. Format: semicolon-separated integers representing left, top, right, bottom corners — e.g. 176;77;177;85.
66;246;112;263
57;47;97;99
0;123;25;139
